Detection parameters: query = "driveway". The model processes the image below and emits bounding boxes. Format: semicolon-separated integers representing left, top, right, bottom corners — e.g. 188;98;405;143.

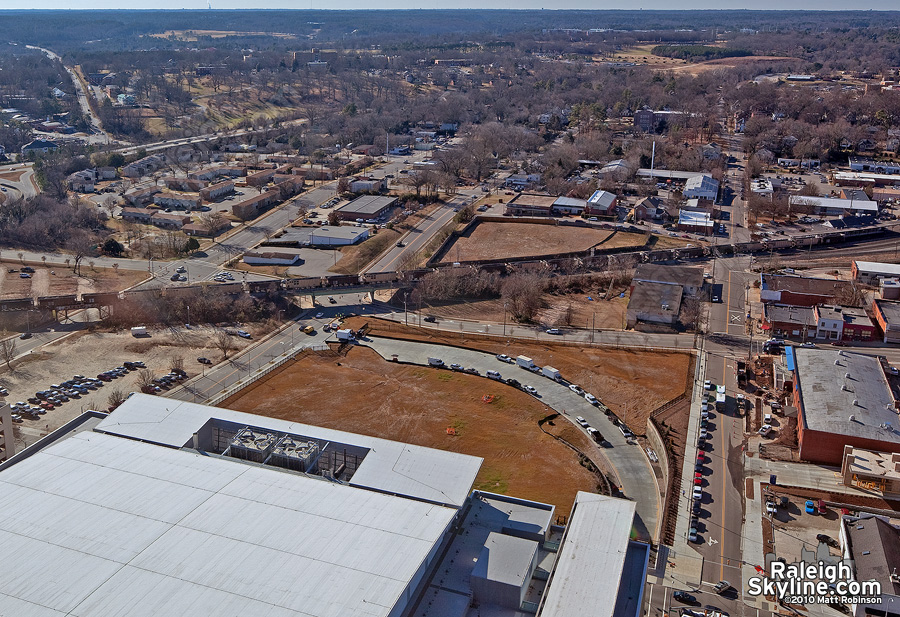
360;335;659;541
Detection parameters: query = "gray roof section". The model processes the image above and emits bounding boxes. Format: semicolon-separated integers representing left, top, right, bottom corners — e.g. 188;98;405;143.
855;261;900;278
471;532;539;588
95;394;482;508
846;516;900;595
588;190;616;209
875;299;900;325
0;431;457;617
337;195;398;216
627;281;683;316
480;493;554;539
794;349;900;442
765;304;816;326
633;264;704;289
539;492;638;617
277;226;368;243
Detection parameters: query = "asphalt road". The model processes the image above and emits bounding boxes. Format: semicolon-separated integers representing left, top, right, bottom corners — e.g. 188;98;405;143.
365;198;463;273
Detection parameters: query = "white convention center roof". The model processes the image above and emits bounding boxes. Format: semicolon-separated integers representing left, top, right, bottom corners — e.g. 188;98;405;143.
0;430;458;617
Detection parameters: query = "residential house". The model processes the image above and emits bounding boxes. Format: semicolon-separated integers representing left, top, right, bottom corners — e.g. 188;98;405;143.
632;197;671;222
120;207;155;224
67;169;97;192
232;190;280;220
504;174;542;190
20;139;58;156
164;177;206;192
245;169;276;187
122;154;166;179
124;186;161;206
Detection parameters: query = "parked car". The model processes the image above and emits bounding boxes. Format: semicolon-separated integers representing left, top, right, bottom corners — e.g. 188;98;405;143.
496;354;513;363
197;357;212;365
545;328;562;335
569;384;584;395
237;330;251;339
805;500;816;514
423;315;437;323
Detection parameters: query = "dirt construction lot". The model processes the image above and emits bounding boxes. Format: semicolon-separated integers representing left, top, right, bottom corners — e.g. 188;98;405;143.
440;221;617;263
223;345;601;516
0;262;147;300
345;317;691;432
0;325;258;448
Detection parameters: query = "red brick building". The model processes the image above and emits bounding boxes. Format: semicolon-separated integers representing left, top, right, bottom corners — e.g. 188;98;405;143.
791;347;900;465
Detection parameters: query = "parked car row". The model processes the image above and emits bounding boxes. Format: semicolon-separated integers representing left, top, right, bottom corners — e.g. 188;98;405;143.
141;368;187;394
213;271;235;283
691;381;720;543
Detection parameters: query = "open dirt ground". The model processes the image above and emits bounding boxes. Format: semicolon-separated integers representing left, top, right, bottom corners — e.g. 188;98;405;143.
0;325;260;447
344;316;691;432
441;221;645;263
222;345;600;516
0;262;147;300
415;291;629;331
669;55;798;76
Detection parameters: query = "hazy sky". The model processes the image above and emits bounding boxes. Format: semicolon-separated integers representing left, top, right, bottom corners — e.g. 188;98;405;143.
10;2;900;9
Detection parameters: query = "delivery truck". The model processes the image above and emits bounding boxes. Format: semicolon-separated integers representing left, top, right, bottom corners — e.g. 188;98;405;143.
542;366;562;381
335;329;355;342
516;355;536;370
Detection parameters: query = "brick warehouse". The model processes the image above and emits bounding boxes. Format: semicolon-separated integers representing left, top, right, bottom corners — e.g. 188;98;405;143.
790;347;900;465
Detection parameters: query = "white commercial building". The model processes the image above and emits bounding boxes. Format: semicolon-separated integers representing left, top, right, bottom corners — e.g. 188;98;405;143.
682;174;719;201
789;195;878;216
0;395;648;617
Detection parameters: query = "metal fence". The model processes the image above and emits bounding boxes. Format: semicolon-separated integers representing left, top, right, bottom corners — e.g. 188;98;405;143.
205;343;328;406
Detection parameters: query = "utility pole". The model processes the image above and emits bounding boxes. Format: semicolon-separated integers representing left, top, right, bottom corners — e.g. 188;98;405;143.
503;302;508;337
403;292;409;326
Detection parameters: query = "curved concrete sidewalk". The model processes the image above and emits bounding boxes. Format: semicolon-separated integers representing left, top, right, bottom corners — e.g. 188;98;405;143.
361;335;660;542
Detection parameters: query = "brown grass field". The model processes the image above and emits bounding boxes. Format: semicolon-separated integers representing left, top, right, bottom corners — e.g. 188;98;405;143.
223;345;601;516
440;221;647;263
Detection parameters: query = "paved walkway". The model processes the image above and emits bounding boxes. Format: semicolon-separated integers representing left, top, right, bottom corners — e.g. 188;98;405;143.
360;335;660;542
744;456;873;498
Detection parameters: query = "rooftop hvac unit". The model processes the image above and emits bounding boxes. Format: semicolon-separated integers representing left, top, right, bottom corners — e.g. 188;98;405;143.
842;384;850;391
849;414;856;422
853;399;860;407
845;373;851;379
269;436;320;473
834;359;841;365
229;428;278;463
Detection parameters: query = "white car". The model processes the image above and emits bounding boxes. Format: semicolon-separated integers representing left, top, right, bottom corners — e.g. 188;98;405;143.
693;486;703;500
569;384;584;395
698;429;709;440
315;312;324;319
545;328;562;335
584;393;598;405
237;330;251;339
766;501;778;515
523;385;538;395
575;416;589;428
704;380;712;390
759;424;774;437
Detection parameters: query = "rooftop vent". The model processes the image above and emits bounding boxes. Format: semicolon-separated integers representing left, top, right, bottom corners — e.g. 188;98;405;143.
850;414;856;422
853;399;860;407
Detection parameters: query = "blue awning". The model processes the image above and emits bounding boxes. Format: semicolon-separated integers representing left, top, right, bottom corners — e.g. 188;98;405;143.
785;345;796;372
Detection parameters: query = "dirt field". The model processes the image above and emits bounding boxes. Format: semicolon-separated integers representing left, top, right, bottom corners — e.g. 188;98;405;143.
441;221;626;263
669;55;798;76
344;316;691;432
0;262;147;300
222;345;600;516
419;292;628;331
0;325;259;447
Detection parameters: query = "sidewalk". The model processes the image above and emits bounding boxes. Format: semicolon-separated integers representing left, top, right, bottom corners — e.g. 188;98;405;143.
649;347;705;588
744;455;873;498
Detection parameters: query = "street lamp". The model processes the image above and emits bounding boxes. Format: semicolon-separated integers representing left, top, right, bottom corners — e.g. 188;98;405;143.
403;292;409;326
502;301;508;337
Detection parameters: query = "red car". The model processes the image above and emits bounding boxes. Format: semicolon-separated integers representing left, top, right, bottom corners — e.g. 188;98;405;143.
96;374;111;381
40;401;54;410
831;341;848;347
694;473;703;485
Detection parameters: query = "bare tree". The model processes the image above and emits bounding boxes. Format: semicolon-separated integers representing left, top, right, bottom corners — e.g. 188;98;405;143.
107;388;127;409
136;369;156;390
214;329;235;359
169;354;185;373
66;232;93;275
199;211;228;238
0;333;17;369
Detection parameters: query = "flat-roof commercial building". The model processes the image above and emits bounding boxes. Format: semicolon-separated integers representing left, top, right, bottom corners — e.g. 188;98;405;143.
838;513;900;617
791;348;900;464
0;395;648;617
762;304;817;339
270;226;370;247
677;208;713;234
336;195;398;221
585;190;618;217
243;251;303;266
504;193;556;217
841;446;900;497
633;264;704;297
682;175;719;201
760;273;855;307
626;280;683;328
852;260;900;285
813;305;876;342
789;195;879;216
872;299;900;344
